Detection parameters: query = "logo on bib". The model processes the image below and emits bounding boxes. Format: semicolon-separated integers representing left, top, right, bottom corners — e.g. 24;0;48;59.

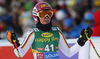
41;32;53;37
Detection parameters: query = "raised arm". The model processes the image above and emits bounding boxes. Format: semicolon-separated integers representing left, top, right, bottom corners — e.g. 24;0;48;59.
58;29;81;57
58;27;93;57
7;29;35;57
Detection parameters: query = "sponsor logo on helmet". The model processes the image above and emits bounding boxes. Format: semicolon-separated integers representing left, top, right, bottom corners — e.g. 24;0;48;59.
33;9;36;11
41;4;50;8
33;7;37;11
41;32;53;37
33;12;37;15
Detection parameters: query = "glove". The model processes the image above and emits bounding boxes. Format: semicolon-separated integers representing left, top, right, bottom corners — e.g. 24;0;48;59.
85;27;93;38
77;28;87;46
77;27;93;46
7;30;20;48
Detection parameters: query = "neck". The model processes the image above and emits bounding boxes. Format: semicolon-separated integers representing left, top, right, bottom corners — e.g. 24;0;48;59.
36;22;52;32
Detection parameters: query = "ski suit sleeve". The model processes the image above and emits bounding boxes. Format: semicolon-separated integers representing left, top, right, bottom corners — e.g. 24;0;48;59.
14;29;35;57
57;27;82;57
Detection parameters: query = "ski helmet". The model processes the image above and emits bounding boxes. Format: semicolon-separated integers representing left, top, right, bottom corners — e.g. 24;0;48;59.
32;2;53;23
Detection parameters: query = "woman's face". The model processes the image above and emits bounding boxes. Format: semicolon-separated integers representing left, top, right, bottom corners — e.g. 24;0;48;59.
39;16;51;24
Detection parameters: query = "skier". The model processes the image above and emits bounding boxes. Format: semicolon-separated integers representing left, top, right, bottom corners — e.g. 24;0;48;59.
7;2;93;59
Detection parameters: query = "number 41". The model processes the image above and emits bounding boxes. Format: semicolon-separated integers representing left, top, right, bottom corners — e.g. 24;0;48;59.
45;44;54;52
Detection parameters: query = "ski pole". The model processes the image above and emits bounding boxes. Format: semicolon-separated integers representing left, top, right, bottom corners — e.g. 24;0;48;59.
85;30;100;59
13;40;21;59
12;30;21;59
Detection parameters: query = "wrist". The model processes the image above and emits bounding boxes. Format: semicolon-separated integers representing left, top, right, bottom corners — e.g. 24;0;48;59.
77;36;87;46
13;41;20;48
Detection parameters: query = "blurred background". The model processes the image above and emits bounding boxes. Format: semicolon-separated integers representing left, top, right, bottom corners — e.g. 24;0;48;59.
0;0;100;39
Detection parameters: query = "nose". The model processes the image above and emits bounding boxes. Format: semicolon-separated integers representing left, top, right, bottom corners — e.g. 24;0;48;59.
45;16;49;19
45;14;50;18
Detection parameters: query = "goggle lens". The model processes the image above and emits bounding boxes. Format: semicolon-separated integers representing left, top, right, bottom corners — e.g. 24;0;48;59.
39;10;53;18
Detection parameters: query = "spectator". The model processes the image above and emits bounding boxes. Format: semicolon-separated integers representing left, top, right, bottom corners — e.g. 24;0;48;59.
82;10;95;29
63;17;78;38
55;9;67;31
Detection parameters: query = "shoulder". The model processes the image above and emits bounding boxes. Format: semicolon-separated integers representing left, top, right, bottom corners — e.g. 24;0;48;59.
51;27;58;31
56;27;64;36
51;26;62;31
27;28;34;33
52;26;63;34
24;28;34;37
56;27;62;32
33;28;40;32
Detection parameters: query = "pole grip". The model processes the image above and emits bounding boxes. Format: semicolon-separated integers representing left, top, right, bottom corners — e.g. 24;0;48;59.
13;40;18;49
13;40;21;59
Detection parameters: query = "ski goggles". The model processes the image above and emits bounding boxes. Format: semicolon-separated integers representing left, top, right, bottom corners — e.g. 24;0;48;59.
38;10;53;18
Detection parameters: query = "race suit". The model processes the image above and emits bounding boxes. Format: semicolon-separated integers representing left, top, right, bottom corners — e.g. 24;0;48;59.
14;27;81;59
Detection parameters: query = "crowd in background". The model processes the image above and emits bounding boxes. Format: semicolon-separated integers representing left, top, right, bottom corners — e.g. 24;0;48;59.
0;0;100;39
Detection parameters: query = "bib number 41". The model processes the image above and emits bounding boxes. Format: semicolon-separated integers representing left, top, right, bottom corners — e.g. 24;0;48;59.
45;44;54;52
